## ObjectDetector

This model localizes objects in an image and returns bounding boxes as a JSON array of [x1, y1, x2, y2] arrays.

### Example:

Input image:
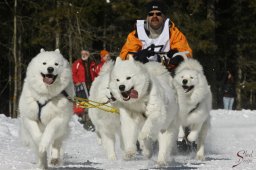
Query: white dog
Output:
[[19, 49, 74, 169], [109, 57, 179, 165], [173, 58, 212, 160], [88, 61, 123, 160]]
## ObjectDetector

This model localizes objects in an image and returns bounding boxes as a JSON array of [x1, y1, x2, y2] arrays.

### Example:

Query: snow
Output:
[[0, 110, 256, 170]]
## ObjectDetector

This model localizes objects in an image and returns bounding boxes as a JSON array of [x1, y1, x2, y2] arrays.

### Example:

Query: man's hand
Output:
[[134, 45, 155, 63], [167, 49, 179, 58], [166, 49, 185, 73]]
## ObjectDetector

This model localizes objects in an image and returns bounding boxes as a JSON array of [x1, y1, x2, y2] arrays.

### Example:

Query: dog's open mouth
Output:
[[121, 87, 138, 101], [182, 85, 194, 93], [41, 73, 58, 85]]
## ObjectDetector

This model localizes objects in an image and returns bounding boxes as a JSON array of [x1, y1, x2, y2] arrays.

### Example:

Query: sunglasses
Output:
[[148, 12, 162, 16]]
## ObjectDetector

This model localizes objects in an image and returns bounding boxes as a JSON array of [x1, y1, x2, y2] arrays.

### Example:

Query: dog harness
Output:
[[188, 103, 200, 115], [136, 18, 170, 61], [36, 90, 72, 122], [37, 101, 49, 122]]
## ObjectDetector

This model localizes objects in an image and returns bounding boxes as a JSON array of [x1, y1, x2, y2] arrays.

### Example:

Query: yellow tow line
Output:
[[74, 97, 119, 114]]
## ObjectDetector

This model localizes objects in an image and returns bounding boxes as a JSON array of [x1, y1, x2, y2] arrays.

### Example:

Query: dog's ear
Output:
[[115, 56, 122, 64], [40, 48, 45, 53], [55, 49, 60, 53], [127, 54, 134, 62]]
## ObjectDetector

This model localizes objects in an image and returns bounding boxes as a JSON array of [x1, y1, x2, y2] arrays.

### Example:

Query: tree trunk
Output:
[[12, 0, 18, 118], [75, 14, 83, 49], [55, 0, 60, 49], [207, 0, 217, 108], [236, 63, 242, 110], [68, 5, 73, 63]]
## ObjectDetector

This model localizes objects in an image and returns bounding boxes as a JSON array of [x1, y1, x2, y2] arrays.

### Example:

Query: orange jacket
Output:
[[119, 21, 192, 60]]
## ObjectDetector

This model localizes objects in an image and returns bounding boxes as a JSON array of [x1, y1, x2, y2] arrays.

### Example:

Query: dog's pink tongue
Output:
[[130, 89, 138, 98], [43, 77, 54, 84]]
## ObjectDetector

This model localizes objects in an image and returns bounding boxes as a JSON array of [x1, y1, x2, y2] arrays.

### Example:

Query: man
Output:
[[72, 50, 97, 92], [72, 50, 96, 131], [120, 0, 192, 71]]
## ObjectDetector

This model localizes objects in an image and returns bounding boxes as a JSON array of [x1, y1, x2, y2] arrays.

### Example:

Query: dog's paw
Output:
[[50, 158, 60, 165], [142, 148, 152, 159], [123, 150, 136, 160], [140, 139, 153, 159], [138, 131, 152, 141], [108, 154, 117, 161], [37, 158, 48, 170], [156, 160, 168, 167], [38, 142, 48, 154], [187, 131, 198, 142], [196, 154, 205, 161]]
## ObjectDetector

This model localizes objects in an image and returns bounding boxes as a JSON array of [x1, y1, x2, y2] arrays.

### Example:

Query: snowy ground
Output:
[[0, 109, 256, 170]]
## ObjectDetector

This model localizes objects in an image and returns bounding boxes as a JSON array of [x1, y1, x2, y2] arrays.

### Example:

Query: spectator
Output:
[[222, 70, 236, 110], [95, 50, 110, 75], [72, 50, 97, 131], [119, 0, 192, 71]]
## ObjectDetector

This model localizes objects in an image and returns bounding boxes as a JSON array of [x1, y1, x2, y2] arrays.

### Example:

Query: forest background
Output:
[[0, 0, 256, 118]]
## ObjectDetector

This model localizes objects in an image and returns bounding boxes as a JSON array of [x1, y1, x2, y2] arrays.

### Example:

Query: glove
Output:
[[166, 50, 184, 73], [167, 49, 179, 58], [169, 55, 184, 66], [134, 45, 155, 63]]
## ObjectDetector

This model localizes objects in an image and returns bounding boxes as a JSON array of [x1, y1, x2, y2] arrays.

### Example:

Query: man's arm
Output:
[[169, 22, 192, 57], [72, 61, 80, 85], [119, 30, 143, 60]]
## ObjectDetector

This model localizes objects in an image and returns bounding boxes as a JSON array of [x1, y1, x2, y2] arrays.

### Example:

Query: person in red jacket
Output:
[[95, 50, 110, 75], [72, 50, 96, 131]]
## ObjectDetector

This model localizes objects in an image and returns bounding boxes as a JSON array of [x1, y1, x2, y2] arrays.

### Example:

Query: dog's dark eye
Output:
[[116, 79, 119, 82], [43, 62, 46, 65], [55, 63, 59, 66], [190, 77, 193, 79], [126, 77, 131, 80]]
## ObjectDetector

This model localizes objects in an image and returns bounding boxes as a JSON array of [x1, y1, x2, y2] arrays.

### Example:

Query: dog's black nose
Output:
[[119, 85, 125, 91], [182, 79, 188, 85], [47, 67, 54, 73]]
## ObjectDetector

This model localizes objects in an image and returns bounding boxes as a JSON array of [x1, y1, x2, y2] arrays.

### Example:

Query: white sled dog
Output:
[[109, 57, 179, 165], [19, 49, 74, 169], [88, 61, 123, 160], [173, 57, 212, 160]]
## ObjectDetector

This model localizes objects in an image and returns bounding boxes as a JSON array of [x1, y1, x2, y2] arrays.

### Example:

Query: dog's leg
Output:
[[120, 109, 138, 160], [178, 126, 185, 139], [196, 119, 210, 160], [22, 118, 42, 145], [50, 138, 63, 166], [101, 132, 117, 160], [138, 109, 162, 142], [139, 137, 153, 159], [187, 122, 203, 142], [118, 129, 124, 151], [39, 117, 64, 154], [37, 150, 48, 170], [157, 118, 179, 166], [96, 131, 102, 145]]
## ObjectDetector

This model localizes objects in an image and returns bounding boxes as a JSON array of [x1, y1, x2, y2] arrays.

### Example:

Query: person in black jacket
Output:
[[222, 70, 236, 110]]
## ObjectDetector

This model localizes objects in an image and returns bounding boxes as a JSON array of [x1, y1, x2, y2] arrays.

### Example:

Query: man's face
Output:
[[147, 10, 165, 30], [81, 50, 89, 60]]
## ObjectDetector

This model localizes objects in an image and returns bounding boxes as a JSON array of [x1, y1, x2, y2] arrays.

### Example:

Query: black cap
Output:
[[145, 0, 167, 15]]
